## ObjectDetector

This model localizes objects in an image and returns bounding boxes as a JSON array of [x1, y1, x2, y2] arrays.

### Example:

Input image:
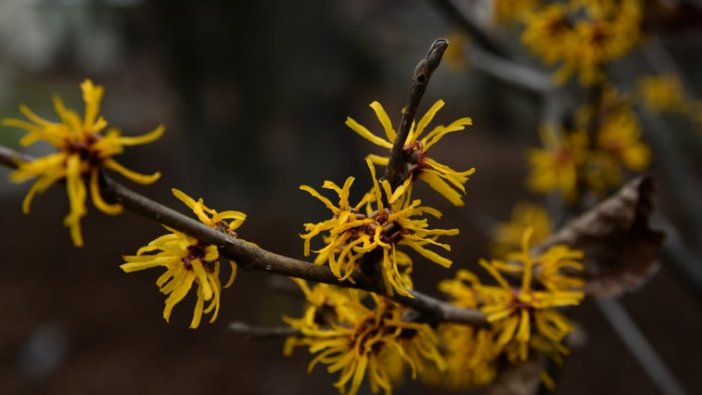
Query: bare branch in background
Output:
[[597, 299, 686, 395], [470, 46, 556, 95], [654, 214, 702, 301], [429, 0, 509, 58], [228, 322, 301, 340], [638, 110, 702, 246], [0, 145, 28, 168]]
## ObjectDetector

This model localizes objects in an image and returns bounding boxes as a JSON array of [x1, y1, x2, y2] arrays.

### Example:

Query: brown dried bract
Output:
[[487, 359, 541, 395], [538, 176, 665, 298]]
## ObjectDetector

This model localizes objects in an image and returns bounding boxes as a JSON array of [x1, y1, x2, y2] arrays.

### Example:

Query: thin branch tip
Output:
[[426, 38, 449, 71], [385, 38, 448, 188]]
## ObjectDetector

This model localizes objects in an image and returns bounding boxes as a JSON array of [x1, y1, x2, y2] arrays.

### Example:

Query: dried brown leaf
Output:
[[486, 359, 541, 395], [539, 177, 665, 298]]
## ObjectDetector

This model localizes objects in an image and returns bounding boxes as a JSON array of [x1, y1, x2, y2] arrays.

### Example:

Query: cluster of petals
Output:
[[284, 280, 444, 395], [521, 0, 643, 86], [121, 189, 245, 328], [300, 158, 458, 297], [441, 228, 584, 370], [3, 79, 163, 246], [527, 89, 650, 201], [346, 99, 475, 207]]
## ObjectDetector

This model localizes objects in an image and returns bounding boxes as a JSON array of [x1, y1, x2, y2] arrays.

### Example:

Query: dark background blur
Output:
[[0, 1, 700, 394]]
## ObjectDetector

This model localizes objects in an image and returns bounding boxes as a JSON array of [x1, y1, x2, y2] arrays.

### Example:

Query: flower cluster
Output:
[[346, 99, 475, 206], [437, 228, 584, 388], [3, 80, 163, 246], [291, 99, 478, 392], [1, 80, 253, 329], [121, 189, 246, 328], [422, 271, 497, 389], [0, 45, 613, 393], [284, 280, 445, 395], [300, 158, 459, 297], [521, 0, 643, 85], [298, 99, 473, 299], [636, 74, 702, 128], [527, 125, 589, 202], [636, 74, 689, 113], [527, 88, 650, 201]]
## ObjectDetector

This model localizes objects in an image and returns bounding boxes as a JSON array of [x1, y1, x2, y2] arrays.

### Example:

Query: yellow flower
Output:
[[346, 100, 475, 206], [428, 271, 497, 389], [565, 1, 642, 85], [493, 0, 541, 24], [474, 228, 584, 362], [3, 79, 164, 246], [564, 19, 638, 85], [575, 88, 651, 193], [534, 245, 584, 293], [435, 230, 583, 387], [636, 74, 689, 113], [120, 188, 245, 328], [523, 1, 642, 85], [595, 109, 649, 170], [526, 125, 588, 201], [300, 159, 459, 297], [492, 202, 552, 258], [422, 324, 497, 389], [521, 3, 575, 65], [284, 282, 444, 395], [171, 188, 246, 235], [443, 33, 469, 71]]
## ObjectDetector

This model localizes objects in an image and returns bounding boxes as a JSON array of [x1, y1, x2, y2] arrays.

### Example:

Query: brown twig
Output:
[[430, 0, 509, 58], [0, 145, 29, 168], [228, 322, 301, 340], [470, 45, 556, 94], [0, 145, 489, 327], [385, 38, 448, 188]]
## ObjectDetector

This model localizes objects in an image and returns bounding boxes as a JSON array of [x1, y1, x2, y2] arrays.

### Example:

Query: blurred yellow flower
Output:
[[3, 79, 163, 246], [637, 74, 689, 113], [300, 158, 458, 297], [429, 270, 497, 389], [576, 88, 651, 194], [346, 100, 475, 206], [423, 324, 497, 389], [598, 114, 649, 170], [526, 126, 588, 202], [563, 14, 641, 85], [521, 4, 575, 66], [284, 281, 444, 395], [443, 33, 469, 71], [492, 202, 552, 258], [534, 244, 585, 293], [120, 189, 245, 328], [493, 0, 540, 24], [522, 1, 642, 85]]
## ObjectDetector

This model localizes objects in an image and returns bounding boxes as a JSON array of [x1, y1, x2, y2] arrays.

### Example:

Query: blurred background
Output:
[[0, 0, 701, 394]]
